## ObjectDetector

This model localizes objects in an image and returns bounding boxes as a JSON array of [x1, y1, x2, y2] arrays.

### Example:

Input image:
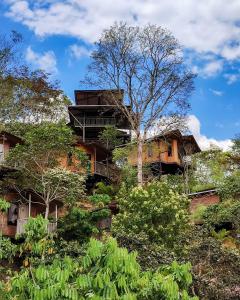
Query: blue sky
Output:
[[1, 0, 240, 150]]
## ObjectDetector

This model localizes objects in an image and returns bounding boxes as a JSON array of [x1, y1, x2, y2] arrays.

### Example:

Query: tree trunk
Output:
[[45, 203, 49, 219], [137, 137, 143, 186]]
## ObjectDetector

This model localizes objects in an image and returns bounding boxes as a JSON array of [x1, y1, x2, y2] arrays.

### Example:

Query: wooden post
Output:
[[28, 193, 31, 218], [55, 205, 58, 222]]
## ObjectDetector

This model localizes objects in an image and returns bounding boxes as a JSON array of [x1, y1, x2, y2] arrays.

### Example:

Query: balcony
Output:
[[74, 117, 116, 128], [94, 161, 118, 181], [16, 218, 57, 235]]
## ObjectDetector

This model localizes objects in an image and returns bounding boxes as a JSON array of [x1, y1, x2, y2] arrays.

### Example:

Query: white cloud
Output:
[[26, 46, 58, 74], [69, 44, 91, 59], [187, 115, 233, 151], [4, 0, 240, 61], [209, 89, 223, 96], [224, 73, 240, 84], [201, 60, 223, 77], [221, 45, 240, 60]]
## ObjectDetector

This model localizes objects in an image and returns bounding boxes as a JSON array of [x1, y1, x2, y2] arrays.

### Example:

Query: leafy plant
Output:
[[211, 229, 230, 241], [0, 198, 10, 212], [0, 233, 18, 261], [88, 193, 111, 206], [57, 207, 110, 242], [0, 237, 197, 300]]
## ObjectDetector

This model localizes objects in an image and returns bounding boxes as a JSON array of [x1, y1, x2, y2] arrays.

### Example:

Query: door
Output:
[[18, 204, 28, 220]]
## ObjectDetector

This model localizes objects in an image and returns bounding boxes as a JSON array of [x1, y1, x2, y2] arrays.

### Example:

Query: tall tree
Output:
[[4, 122, 86, 218], [0, 31, 69, 124], [83, 23, 195, 185]]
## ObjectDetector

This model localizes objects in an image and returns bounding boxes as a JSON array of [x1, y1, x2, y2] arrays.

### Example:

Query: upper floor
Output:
[[128, 130, 201, 175], [68, 90, 131, 142]]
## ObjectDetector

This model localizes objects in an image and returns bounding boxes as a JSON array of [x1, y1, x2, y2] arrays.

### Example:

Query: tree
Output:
[[0, 31, 69, 124], [0, 67, 70, 124], [4, 122, 86, 218], [83, 23, 195, 185]]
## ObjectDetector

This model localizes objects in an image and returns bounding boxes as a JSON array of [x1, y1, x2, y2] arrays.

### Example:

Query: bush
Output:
[[219, 171, 240, 200], [0, 233, 18, 261], [88, 193, 111, 206], [203, 200, 240, 230], [0, 237, 197, 300], [113, 181, 190, 250], [57, 207, 110, 242]]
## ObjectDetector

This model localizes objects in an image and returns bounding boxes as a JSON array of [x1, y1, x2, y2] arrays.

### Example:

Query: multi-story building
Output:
[[128, 129, 201, 177]]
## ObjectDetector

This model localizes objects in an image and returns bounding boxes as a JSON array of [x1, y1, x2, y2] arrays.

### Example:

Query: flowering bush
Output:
[[112, 181, 190, 250]]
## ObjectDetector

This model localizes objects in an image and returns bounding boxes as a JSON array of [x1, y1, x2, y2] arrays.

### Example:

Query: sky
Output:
[[0, 0, 240, 151]]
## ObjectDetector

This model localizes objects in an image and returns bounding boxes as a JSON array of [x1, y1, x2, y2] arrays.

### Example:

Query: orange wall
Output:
[[59, 143, 96, 174], [128, 139, 181, 165]]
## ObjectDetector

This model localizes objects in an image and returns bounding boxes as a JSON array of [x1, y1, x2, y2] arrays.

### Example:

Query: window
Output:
[[0, 144, 3, 162], [147, 144, 153, 157], [168, 143, 172, 157]]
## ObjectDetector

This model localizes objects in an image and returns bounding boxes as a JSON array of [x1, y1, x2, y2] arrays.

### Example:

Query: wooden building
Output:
[[128, 130, 201, 177], [68, 89, 131, 185]]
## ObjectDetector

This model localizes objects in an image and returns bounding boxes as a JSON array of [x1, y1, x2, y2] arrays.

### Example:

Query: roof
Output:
[[188, 188, 218, 197], [0, 131, 23, 145], [74, 89, 124, 105]]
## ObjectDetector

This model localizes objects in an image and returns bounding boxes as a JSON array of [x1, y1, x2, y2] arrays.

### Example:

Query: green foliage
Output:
[[94, 181, 117, 197], [18, 215, 55, 262], [0, 198, 10, 212], [22, 215, 49, 242], [4, 123, 86, 218], [203, 200, 240, 230], [190, 205, 207, 223], [211, 229, 230, 241], [113, 181, 190, 250], [219, 171, 240, 200], [0, 237, 197, 300], [6, 122, 76, 170], [0, 233, 18, 261], [99, 125, 122, 149], [57, 207, 110, 242], [89, 193, 111, 206], [189, 149, 235, 191]]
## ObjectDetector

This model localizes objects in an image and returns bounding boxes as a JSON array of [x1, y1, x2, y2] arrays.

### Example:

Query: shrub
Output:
[[203, 200, 240, 230], [0, 198, 10, 212], [112, 181, 190, 250], [0, 233, 18, 261], [57, 207, 110, 242], [0, 237, 197, 300]]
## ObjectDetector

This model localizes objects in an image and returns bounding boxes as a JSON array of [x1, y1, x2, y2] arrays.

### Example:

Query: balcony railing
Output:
[[74, 117, 116, 127], [94, 161, 118, 180], [16, 218, 57, 235]]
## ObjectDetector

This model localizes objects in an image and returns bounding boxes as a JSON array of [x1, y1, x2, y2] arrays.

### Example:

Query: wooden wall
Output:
[[128, 139, 181, 166]]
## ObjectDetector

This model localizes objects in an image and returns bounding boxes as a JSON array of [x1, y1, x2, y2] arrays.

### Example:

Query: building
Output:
[[128, 129, 201, 177], [68, 89, 131, 185]]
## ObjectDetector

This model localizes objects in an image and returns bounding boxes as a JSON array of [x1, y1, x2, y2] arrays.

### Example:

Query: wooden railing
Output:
[[16, 218, 57, 235], [94, 161, 118, 180], [74, 117, 116, 127]]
